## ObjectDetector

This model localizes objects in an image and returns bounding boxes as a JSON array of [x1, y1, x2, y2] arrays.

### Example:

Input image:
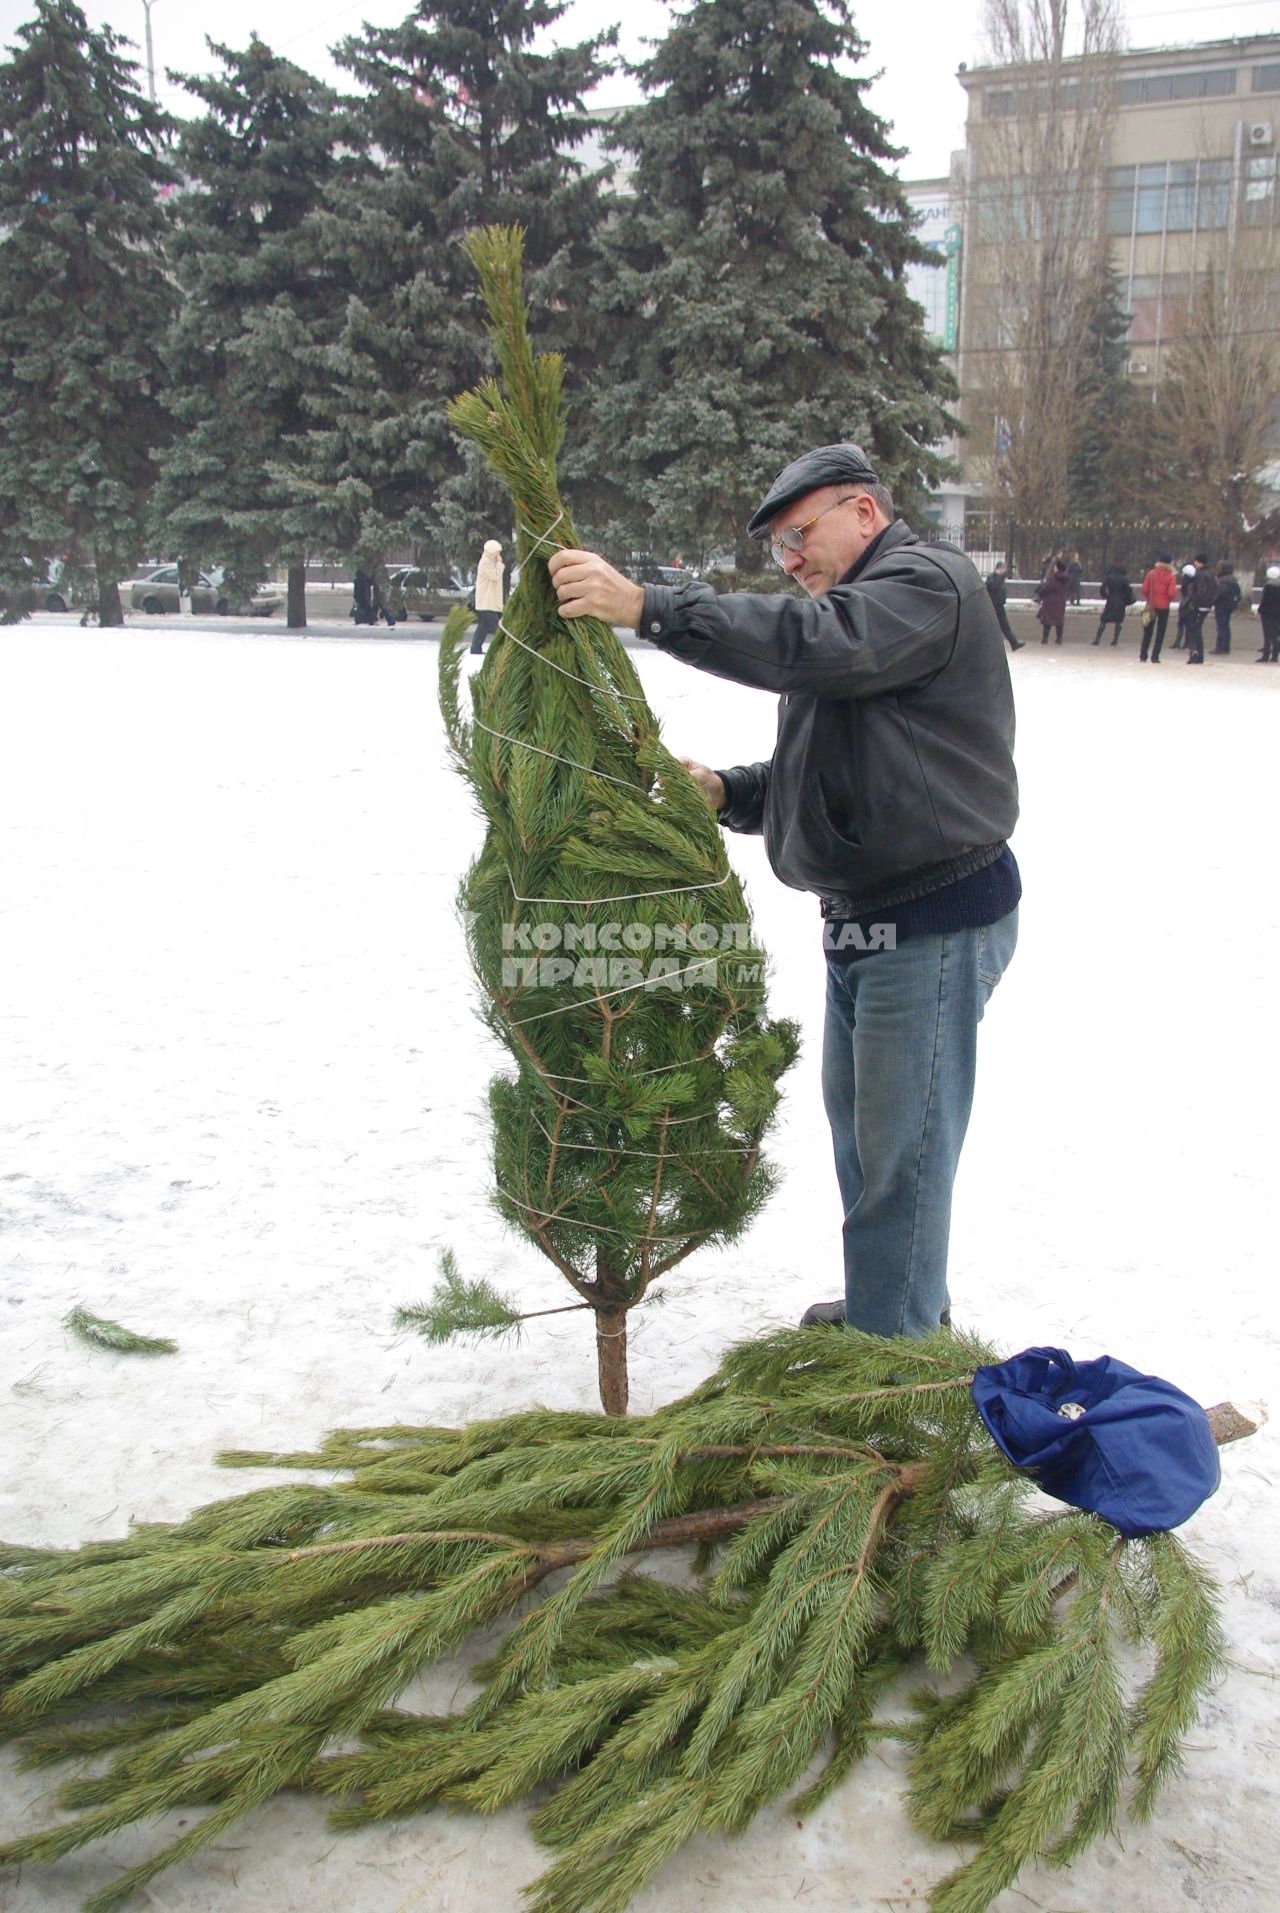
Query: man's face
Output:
[[769, 486, 886, 598]]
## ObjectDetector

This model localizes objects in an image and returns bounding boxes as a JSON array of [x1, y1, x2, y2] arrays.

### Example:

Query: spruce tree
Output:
[[577, 0, 956, 571], [0, 0, 177, 625], [0, 1327, 1249, 1913], [1066, 261, 1143, 524], [436, 227, 798, 1415], [151, 40, 346, 629], [284, 0, 614, 579]]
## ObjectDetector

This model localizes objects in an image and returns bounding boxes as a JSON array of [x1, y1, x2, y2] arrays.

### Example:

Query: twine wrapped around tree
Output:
[[0, 1327, 1251, 1913], [435, 226, 798, 1413]]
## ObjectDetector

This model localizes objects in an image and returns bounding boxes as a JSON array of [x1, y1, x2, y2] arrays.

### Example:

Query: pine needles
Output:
[[394, 1248, 522, 1343], [437, 226, 799, 1412], [63, 1306, 177, 1356], [0, 1326, 1233, 1912]]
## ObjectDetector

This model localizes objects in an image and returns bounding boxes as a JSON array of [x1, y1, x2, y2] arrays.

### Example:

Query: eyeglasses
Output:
[[769, 496, 856, 569]]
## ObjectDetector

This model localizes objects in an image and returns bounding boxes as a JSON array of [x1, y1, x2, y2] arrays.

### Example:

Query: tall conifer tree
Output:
[[153, 41, 346, 629], [0, 0, 176, 625], [1066, 261, 1143, 524], [579, 0, 955, 570], [286, 0, 614, 577]]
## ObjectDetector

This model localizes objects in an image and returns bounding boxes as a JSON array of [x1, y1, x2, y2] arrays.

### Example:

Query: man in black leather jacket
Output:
[[549, 442, 1019, 1340]]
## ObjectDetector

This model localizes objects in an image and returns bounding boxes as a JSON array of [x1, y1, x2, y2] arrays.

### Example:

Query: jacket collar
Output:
[[839, 516, 912, 587]]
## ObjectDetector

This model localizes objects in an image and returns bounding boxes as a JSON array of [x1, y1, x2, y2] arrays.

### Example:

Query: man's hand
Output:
[[678, 756, 726, 811], [548, 549, 645, 629]]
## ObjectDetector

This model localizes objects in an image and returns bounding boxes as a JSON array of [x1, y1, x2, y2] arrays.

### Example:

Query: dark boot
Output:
[[799, 1299, 846, 1329]]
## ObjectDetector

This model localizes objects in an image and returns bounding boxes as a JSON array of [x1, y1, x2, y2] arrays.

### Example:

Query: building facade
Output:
[[950, 32, 1280, 505], [902, 180, 967, 537]]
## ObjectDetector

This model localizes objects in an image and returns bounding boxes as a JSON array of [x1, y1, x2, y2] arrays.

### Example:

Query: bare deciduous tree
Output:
[[1153, 226, 1280, 554], [961, 0, 1124, 524]]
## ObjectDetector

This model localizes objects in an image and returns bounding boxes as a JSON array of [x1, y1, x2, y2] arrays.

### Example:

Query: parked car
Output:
[[12, 558, 82, 613], [625, 556, 700, 587], [123, 565, 283, 616], [383, 566, 474, 621]]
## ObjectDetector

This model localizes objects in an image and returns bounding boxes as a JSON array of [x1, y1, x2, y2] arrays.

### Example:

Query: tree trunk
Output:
[[286, 562, 307, 630], [595, 1307, 629, 1416], [98, 577, 124, 627]]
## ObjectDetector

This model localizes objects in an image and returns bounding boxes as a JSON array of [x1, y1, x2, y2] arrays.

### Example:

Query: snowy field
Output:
[[2, 615, 1278, 1912]]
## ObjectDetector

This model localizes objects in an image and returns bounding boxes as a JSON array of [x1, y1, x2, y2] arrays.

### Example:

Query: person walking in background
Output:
[[985, 562, 1025, 651], [1067, 550, 1084, 607], [1183, 555, 1216, 666], [469, 539, 505, 654], [1139, 553, 1179, 663], [1036, 557, 1070, 644], [1256, 565, 1280, 663], [1171, 561, 1196, 649], [1092, 564, 1134, 646], [1212, 561, 1242, 654], [352, 567, 396, 629]]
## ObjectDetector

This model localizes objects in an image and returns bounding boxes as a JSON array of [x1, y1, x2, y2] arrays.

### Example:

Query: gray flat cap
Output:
[[746, 442, 880, 538]]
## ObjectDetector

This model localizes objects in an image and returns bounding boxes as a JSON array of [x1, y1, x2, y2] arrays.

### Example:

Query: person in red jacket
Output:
[[1139, 553, 1179, 663]]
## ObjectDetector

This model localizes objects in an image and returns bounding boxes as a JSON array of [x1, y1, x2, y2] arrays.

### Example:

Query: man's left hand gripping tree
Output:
[[431, 226, 799, 1414]]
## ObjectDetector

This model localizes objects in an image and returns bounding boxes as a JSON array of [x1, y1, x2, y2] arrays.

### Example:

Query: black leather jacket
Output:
[[638, 520, 1018, 910]]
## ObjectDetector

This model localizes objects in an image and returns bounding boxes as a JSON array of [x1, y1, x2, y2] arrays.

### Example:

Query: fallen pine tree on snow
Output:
[[0, 1325, 1258, 1912]]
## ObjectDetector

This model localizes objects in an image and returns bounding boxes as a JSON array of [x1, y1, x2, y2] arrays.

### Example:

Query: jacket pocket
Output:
[[815, 768, 863, 848]]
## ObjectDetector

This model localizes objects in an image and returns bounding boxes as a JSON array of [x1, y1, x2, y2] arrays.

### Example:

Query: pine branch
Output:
[[393, 1249, 522, 1344], [63, 1307, 177, 1356], [0, 1329, 1256, 1913]]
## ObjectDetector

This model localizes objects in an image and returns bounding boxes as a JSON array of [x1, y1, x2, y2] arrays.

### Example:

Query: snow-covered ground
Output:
[[2, 616, 1278, 1912]]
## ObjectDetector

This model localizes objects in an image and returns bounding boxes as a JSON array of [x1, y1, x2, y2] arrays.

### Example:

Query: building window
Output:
[[1118, 68, 1236, 105], [1107, 166, 1135, 235], [1165, 162, 1196, 232], [1196, 159, 1231, 230], [1252, 64, 1280, 92], [1134, 163, 1167, 234], [1245, 154, 1278, 226], [1106, 156, 1240, 238]]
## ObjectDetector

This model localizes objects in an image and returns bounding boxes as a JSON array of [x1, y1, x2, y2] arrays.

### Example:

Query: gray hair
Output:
[[837, 480, 895, 521]]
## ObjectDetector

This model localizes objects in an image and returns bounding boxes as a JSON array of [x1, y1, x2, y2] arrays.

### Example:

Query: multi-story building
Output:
[[902, 181, 967, 538], [949, 31, 1280, 505]]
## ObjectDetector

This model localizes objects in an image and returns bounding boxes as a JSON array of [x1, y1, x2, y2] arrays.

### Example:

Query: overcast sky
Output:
[[2, 0, 1274, 179]]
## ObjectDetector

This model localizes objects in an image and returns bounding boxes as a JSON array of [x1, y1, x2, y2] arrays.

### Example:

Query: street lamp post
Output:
[[141, 0, 159, 105]]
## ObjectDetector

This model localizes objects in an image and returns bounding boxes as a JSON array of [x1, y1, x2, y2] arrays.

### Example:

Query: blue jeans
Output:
[[820, 911, 1018, 1338]]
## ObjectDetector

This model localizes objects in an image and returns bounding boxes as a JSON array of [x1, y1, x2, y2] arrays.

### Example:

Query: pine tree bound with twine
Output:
[[0, 1327, 1252, 1912], [432, 226, 799, 1414]]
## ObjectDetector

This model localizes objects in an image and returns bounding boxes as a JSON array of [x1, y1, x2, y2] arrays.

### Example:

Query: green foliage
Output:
[[574, 0, 957, 567], [150, 39, 346, 615], [281, 0, 615, 577], [0, 1328, 1226, 1912], [440, 228, 799, 1407], [1066, 261, 1146, 522], [62, 1306, 177, 1356], [0, 0, 178, 623], [394, 1247, 521, 1343]]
